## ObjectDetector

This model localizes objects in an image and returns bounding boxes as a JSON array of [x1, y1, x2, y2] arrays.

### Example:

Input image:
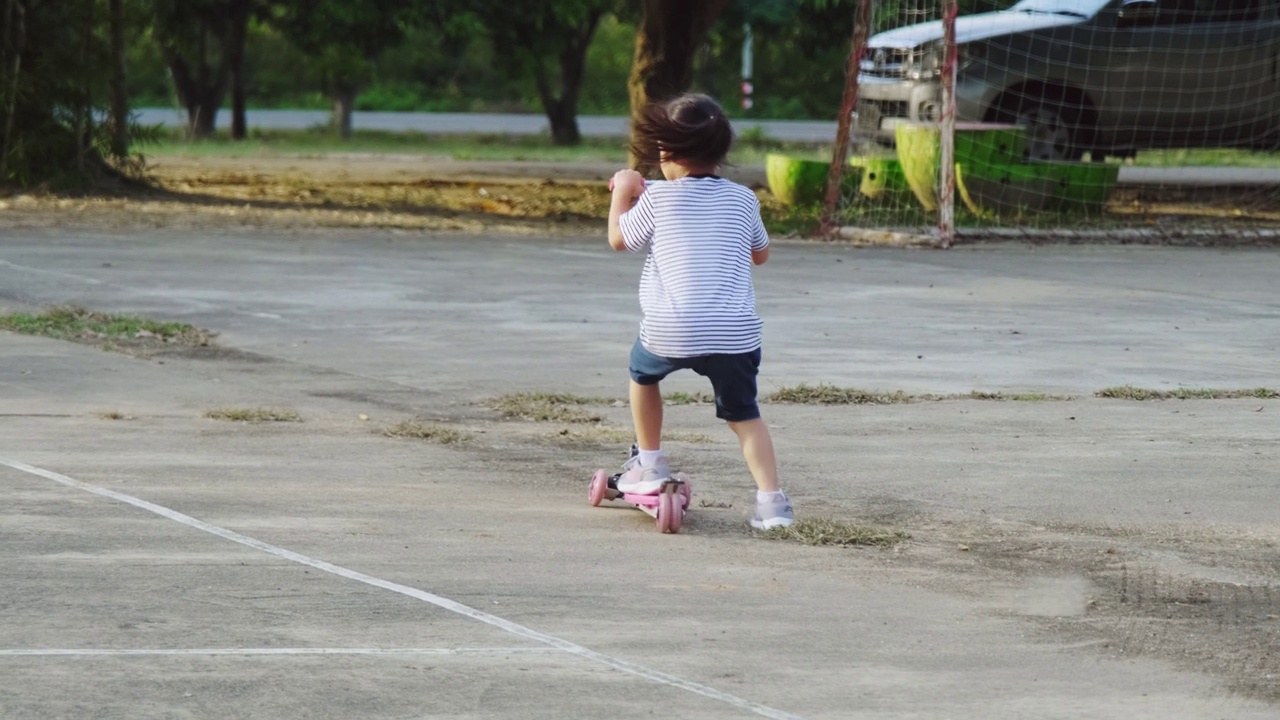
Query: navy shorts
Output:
[[629, 338, 762, 422]]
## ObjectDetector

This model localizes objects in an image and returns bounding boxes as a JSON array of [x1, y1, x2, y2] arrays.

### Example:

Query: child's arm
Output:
[[608, 170, 646, 251], [752, 247, 769, 265]]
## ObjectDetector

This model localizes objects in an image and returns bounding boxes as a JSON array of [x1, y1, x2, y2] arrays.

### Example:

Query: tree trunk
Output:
[[230, 71, 246, 140], [167, 54, 222, 140], [546, 100, 581, 146], [107, 0, 128, 158], [160, 16, 233, 141], [75, 0, 93, 175], [189, 95, 219, 138], [228, 0, 249, 140], [627, 0, 729, 173], [1, 0, 25, 179], [330, 87, 357, 139], [531, 13, 600, 147]]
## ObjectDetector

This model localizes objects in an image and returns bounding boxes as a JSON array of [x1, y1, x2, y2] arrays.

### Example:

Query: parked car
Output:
[[854, 0, 1280, 160]]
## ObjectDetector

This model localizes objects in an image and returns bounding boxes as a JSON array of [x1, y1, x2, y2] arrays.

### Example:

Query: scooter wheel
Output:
[[656, 491, 672, 533], [588, 470, 608, 507], [657, 489, 682, 534]]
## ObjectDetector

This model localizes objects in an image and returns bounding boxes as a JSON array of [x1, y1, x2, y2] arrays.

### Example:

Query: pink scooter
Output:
[[589, 469, 692, 534]]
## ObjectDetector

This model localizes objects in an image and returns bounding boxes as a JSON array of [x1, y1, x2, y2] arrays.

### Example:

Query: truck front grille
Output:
[[860, 47, 917, 78]]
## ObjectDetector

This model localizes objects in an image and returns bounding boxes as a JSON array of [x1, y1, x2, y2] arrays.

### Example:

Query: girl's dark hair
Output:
[[630, 94, 734, 170]]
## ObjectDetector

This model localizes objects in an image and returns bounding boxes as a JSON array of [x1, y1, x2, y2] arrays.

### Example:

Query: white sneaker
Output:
[[616, 457, 671, 495], [750, 492, 795, 530]]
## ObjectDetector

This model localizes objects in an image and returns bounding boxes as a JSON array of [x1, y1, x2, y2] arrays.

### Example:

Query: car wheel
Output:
[[993, 95, 1086, 162]]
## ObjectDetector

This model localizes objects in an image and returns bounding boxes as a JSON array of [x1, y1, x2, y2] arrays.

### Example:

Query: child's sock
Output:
[[757, 490, 786, 503], [638, 448, 664, 467]]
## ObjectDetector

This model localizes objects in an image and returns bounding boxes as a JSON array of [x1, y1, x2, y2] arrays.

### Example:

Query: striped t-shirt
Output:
[[618, 176, 769, 358]]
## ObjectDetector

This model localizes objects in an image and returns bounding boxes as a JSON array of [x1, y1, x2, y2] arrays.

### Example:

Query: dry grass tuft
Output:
[[488, 392, 608, 423], [768, 384, 1076, 405], [204, 407, 302, 423], [768, 384, 914, 405], [665, 391, 715, 405], [762, 518, 909, 548], [1097, 386, 1279, 400], [550, 426, 713, 445], [956, 391, 1073, 402], [382, 420, 471, 444]]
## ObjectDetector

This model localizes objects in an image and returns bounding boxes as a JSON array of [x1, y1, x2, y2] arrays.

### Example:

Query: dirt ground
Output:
[[1, 153, 1275, 246], [4, 154, 1280, 244], [2, 155, 1279, 716], [0, 155, 625, 236]]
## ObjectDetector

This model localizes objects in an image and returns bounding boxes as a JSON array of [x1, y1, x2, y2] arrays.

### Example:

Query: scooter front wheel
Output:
[[588, 470, 608, 506]]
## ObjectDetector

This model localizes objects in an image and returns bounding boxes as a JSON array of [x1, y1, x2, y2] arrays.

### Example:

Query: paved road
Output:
[[1, 227, 1278, 719]]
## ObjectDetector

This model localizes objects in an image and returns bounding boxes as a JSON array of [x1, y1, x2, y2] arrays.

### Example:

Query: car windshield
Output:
[[1007, 0, 1111, 18]]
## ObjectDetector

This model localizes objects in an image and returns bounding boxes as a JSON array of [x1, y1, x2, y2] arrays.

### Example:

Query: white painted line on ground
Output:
[[0, 259, 103, 285], [548, 248, 607, 259], [230, 309, 285, 320], [0, 456, 807, 720], [0, 647, 556, 657]]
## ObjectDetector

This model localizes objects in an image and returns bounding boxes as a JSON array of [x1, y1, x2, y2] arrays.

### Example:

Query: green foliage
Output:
[[269, 0, 411, 93], [114, 0, 1029, 139], [452, 0, 618, 144], [148, 0, 257, 137], [578, 14, 634, 115], [693, 0, 858, 120], [0, 0, 143, 189]]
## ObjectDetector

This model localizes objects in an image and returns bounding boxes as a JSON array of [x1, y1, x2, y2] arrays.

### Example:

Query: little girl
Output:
[[606, 93, 794, 530]]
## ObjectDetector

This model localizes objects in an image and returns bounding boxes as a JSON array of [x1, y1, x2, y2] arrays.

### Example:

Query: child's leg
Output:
[[727, 417, 779, 493], [618, 379, 671, 493], [629, 379, 664, 453]]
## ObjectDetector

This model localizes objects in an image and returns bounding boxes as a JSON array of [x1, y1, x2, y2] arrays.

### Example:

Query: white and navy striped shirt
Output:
[[618, 176, 769, 358]]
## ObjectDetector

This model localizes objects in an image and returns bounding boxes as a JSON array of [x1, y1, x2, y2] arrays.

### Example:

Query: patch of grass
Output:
[[488, 393, 608, 423], [551, 426, 635, 445], [383, 420, 470, 444], [148, 129, 629, 163], [834, 198, 938, 228], [665, 391, 714, 405], [96, 410, 133, 420], [768, 384, 1076, 405], [762, 518, 909, 548], [204, 407, 302, 423], [0, 305, 208, 345], [768, 384, 914, 405], [1096, 386, 1280, 400], [668, 430, 714, 443], [1135, 148, 1280, 169], [956, 391, 1074, 402], [550, 426, 713, 445], [759, 197, 824, 236], [146, 127, 831, 166]]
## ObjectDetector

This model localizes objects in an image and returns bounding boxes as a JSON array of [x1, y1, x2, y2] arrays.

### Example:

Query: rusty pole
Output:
[[938, 0, 959, 247], [819, 0, 874, 237]]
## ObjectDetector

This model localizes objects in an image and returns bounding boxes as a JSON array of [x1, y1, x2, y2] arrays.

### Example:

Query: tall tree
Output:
[[465, 1, 614, 146], [627, 0, 730, 172], [694, 0, 859, 120], [226, 1, 251, 139], [1, 0, 127, 188], [107, 0, 130, 156], [271, 0, 410, 138], [150, 0, 252, 138]]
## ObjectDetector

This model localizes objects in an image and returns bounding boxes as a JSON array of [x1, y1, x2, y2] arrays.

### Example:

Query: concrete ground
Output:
[[1, 225, 1278, 719]]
